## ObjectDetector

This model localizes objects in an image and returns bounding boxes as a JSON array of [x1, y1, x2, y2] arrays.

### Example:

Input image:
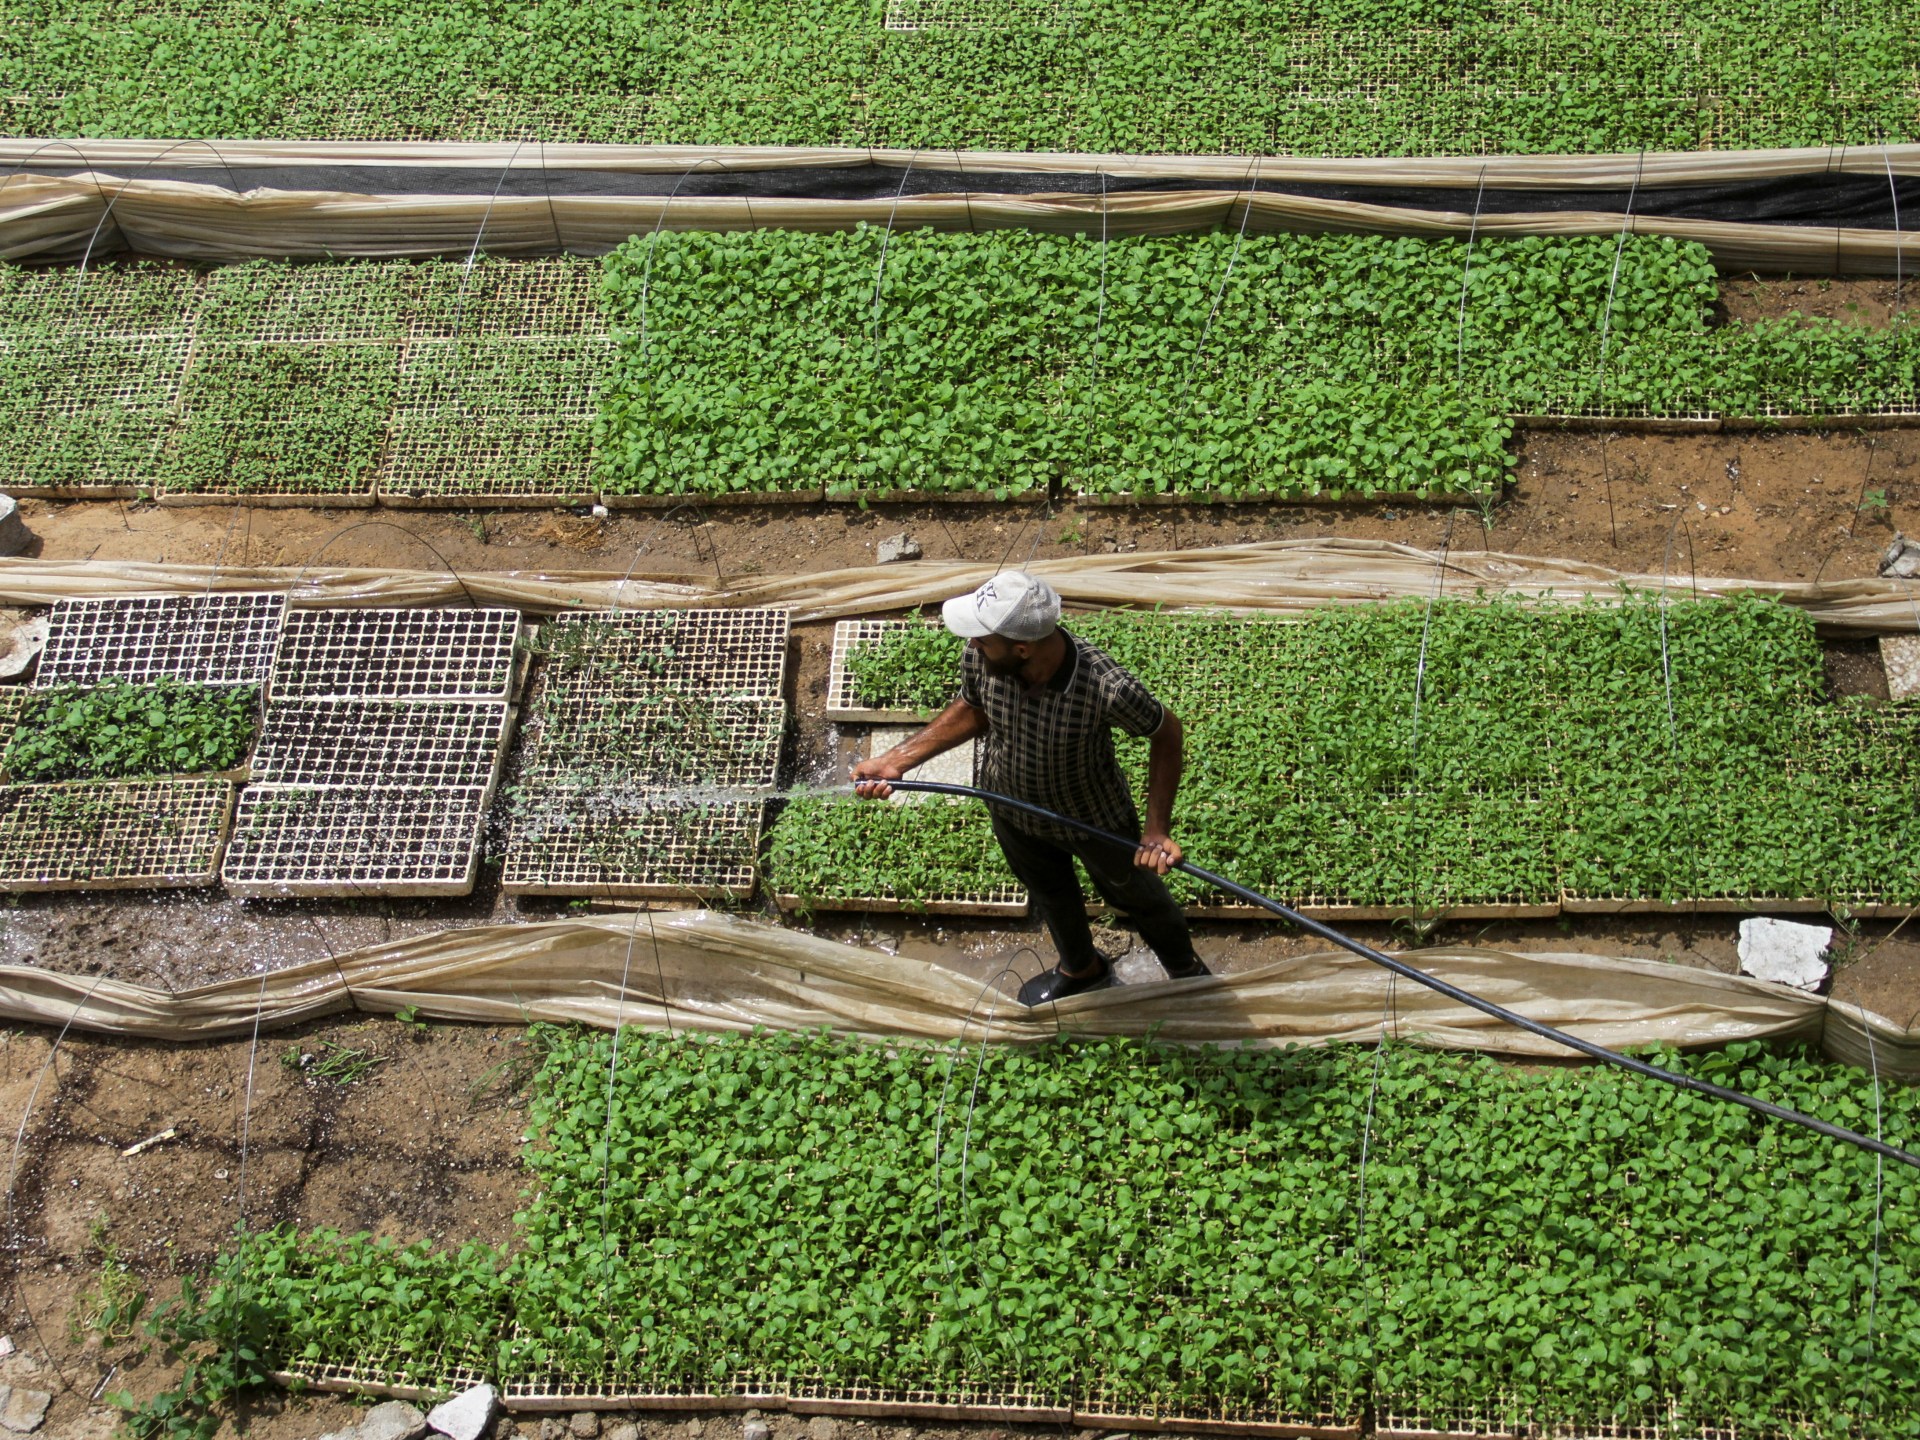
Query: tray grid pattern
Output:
[[536, 610, 791, 701], [826, 619, 946, 721], [502, 797, 763, 899], [270, 608, 521, 700], [222, 783, 490, 897], [36, 593, 288, 687], [0, 779, 234, 891], [250, 698, 509, 787], [518, 694, 785, 797]]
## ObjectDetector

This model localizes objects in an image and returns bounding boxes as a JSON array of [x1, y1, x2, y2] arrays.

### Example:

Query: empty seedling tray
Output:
[[534, 609, 791, 701], [270, 607, 523, 700], [0, 779, 235, 892], [502, 798, 764, 900], [36, 592, 288, 688], [826, 619, 945, 722], [249, 698, 511, 789], [222, 783, 492, 898]]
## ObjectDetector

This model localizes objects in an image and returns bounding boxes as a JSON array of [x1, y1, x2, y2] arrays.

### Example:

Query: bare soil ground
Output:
[[3, 376, 1918, 1439]]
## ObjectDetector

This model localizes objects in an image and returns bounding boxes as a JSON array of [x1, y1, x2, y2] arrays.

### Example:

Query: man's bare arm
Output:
[[850, 696, 990, 798], [1137, 709, 1185, 873]]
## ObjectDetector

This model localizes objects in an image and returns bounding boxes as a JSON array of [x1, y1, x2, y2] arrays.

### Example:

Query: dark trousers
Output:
[[992, 813, 1197, 975]]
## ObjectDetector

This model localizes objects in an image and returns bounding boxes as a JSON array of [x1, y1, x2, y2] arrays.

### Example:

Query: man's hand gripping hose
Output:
[[881, 778, 1920, 1172]]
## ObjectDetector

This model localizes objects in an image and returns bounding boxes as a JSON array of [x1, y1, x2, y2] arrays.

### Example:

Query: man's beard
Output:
[[980, 651, 1026, 677]]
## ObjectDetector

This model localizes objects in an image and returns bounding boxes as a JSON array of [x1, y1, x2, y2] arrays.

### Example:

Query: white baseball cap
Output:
[[942, 571, 1062, 642]]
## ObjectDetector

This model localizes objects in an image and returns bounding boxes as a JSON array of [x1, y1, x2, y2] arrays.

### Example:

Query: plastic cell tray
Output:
[[826, 619, 947, 722], [501, 798, 764, 900], [270, 607, 522, 701], [35, 592, 288, 688], [249, 698, 511, 788], [518, 694, 786, 795], [222, 783, 492, 898], [534, 609, 791, 701], [0, 779, 235, 892]]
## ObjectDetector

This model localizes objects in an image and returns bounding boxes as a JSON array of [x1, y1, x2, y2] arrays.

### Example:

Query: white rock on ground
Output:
[[0, 496, 27, 558], [875, 532, 922, 564], [605, 1424, 640, 1440], [0, 1385, 52, 1434], [357, 1401, 429, 1440], [569, 1414, 600, 1439], [1737, 917, 1832, 991], [1880, 533, 1920, 579], [741, 1422, 771, 1440], [427, 1385, 498, 1440]]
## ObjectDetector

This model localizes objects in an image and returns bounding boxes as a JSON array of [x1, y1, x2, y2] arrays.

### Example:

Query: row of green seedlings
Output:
[[597, 229, 1915, 502], [9, 232, 1918, 504], [120, 1027, 1919, 1440], [7, 0, 1917, 154], [0, 258, 601, 499], [762, 593, 1920, 914]]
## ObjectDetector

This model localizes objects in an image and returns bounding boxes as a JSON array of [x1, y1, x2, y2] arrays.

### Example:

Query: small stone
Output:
[[427, 1384, 497, 1440], [590, 504, 611, 520], [875, 532, 922, 564], [1737, 917, 1832, 992], [0, 496, 28, 558], [806, 1419, 838, 1440], [606, 1424, 640, 1440], [0, 1338, 11, 1358], [360, 1401, 429, 1440], [1880, 533, 1920, 579], [0, 1385, 51, 1434], [569, 1415, 600, 1439], [742, 1423, 771, 1440], [541, 1421, 568, 1440]]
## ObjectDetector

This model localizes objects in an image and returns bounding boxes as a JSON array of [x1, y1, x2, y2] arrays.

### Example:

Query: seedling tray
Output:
[[222, 783, 491, 898], [773, 885, 1028, 919], [600, 489, 823, 510], [827, 620, 944, 722], [270, 607, 523, 701], [1076, 1381, 1360, 1437], [0, 689, 22, 770], [825, 485, 1047, 505], [36, 592, 287, 688], [502, 798, 763, 900], [1559, 892, 1830, 916], [0, 334, 192, 497], [408, 258, 606, 341], [195, 262, 414, 345], [519, 694, 785, 794], [1076, 486, 1442, 508], [0, 261, 198, 339], [1373, 1392, 1527, 1439], [0, 779, 235, 892], [535, 609, 791, 701], [250, 698, 511, 788]]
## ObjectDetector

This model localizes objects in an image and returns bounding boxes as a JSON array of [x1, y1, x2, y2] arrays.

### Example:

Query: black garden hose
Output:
[[884, 778, 1920, 1173]]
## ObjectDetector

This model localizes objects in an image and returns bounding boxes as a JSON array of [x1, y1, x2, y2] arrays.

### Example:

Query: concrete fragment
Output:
[[806, 1418, 838, 1440], [427, 1384, 497, 1440], [569, 1415, 600, 1439], [1737, 917, 1832, 992], [0, 1337, 11, 1358], [1880, 533, 1920, 579], [540, 1421, 567, 1440], [0, 497, 28, 558], [360, 1401, 429, 1440], [875, 532, 922, 564], [0, 1384, 51, 1434], [606, 1424, 641, 1440], [0, 614, 45, 681], [741, 1423, 770, 1440], [1882, 634, 1920, 703]]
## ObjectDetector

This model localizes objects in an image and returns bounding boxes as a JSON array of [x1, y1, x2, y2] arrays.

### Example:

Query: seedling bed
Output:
[[36, 592, 287, 688], [408, 259, 606, 341], [0, 334, 191, 496], [501, 798, 762, 899], [249, 699, 510, 788], [827, 620, 944, 722], [271, 607, 522, 701], [535, 609, 791, 701], [1076, 1381, 1360, 1437], [600, 488, 824, 510], [377, 424, 598, 507], [0, 779, 234, 891], [772, 887, 1028, 918], [0, 261, 198, 338], [519, 694, 785, 795], [222, 783, 491, 897], [195, 262, 414, 345]]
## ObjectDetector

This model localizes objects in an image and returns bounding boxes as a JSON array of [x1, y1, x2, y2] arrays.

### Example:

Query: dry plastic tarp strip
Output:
[[0, 907, 1880, 1063], [1, 542, 1917, 631], [3, 181, 1908, 276]]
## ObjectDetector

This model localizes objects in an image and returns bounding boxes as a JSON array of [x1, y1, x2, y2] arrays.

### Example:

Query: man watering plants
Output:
[[851, 571, 1208, 1006]]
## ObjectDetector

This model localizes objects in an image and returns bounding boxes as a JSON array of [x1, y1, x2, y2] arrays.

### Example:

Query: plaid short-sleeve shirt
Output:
[[960, 627, 1166, 845]]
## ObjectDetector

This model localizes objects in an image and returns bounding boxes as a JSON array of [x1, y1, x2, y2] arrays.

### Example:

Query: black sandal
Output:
[[1018, 960, 1113, 1006]]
